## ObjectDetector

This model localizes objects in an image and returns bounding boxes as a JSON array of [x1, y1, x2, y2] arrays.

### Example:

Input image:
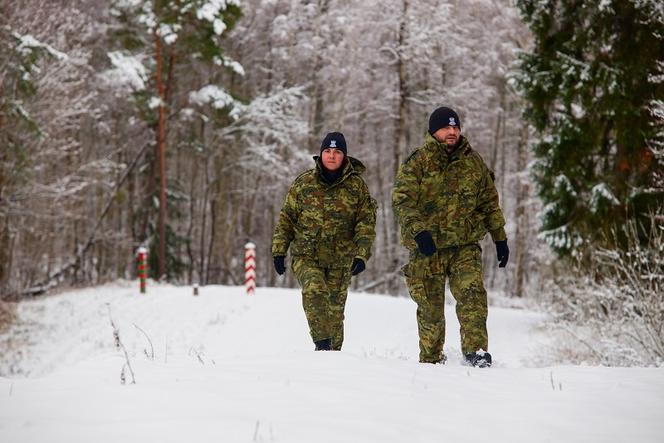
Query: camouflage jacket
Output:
[[272, 156, 377, 268], [392, 133, 506, 255]]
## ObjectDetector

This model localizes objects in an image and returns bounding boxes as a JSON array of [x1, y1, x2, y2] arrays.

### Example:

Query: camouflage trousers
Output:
[[403, 244, 488, 363], [292, 258, 352, 350]]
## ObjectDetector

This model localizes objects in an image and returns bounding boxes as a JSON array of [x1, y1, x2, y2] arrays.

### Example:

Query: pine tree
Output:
[[109, 0, 242, 279], [516, 0, 664, 256], [0, 25, 67, 294]]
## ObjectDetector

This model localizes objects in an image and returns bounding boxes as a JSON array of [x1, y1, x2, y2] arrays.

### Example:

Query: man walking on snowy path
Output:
[[272, 132, 377, 351], [392, 107, 509, 367]]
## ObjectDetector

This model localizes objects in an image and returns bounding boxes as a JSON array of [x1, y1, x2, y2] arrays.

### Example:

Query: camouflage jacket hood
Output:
[[271, 155, 377, 268], [392, 132, 506, 255]]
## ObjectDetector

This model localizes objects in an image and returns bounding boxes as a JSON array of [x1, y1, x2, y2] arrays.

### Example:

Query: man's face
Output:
[[321, 148, 345, 171], [433, 126, 461, 148]]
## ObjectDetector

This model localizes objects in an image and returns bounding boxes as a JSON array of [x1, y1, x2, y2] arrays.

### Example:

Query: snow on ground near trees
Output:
[[1, 282, 663, 443]]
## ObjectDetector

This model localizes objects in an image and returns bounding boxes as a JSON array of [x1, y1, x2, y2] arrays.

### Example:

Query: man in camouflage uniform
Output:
[[272, 132, 377, 351], [392, 107, 509, 367]]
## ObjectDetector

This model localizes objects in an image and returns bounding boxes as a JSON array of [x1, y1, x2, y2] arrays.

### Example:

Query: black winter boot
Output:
[[465, 350, 492, 368], [314, 338, 332, 351]]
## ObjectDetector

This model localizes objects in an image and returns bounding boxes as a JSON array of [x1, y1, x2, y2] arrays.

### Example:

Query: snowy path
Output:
[[1, 282, 663, 442]]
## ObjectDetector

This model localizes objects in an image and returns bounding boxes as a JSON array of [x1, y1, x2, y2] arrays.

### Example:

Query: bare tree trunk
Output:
[[155, 34, 168, 280], [394, 0, 409, 177], [374, 136, 389, 293], [514, 123, 529, 297], [0, 219, 11, 297], [386, 0, 411, 295], [267, 203, 277, 287], [206, 153, 224, 284], [206, 197, 216, 284], [199, 183, 209, 284], [308, 0, 330, 147], [489, 113, 501, 171], [498, 101, 508, 294], [186, 144, 198, 285]]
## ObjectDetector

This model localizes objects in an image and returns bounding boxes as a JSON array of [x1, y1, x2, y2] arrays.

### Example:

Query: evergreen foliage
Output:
[[515, 0, 664, 256], [0, 26, 67, 290], [0, 28, 57, 198], [109, 0, 242, 280]]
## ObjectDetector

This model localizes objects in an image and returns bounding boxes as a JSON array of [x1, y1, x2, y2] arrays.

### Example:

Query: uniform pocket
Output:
[[463, 212, 486, 243], [291, 227, 320, 257], [405, 276, 427, 305], [399, 225, 418, 252], [402, 254, 441, 278], [333, 238, 355, 267]]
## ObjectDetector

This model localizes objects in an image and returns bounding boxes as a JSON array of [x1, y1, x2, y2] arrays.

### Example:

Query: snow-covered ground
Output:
[[1, 281, 663, 442]]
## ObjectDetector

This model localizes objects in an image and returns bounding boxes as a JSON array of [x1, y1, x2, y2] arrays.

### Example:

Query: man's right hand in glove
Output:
[[495, 240, 509, 268], [273, 255, 286, 275], [414, 231, 436, 257]]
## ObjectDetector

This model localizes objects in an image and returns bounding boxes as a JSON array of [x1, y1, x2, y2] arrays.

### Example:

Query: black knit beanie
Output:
[[428, 107, 461, 135], [320, 132, 347, 155]]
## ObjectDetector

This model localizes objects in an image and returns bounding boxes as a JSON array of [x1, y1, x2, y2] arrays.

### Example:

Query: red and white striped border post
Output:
[[244, 242, 256, 295], [137, 247, 148, 294]]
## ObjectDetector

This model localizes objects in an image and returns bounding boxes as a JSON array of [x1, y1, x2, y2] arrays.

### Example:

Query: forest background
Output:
[[1, 0, 662, 363]]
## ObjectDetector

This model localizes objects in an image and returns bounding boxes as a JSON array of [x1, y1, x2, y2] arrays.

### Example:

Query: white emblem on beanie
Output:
[[449, 117, 457, 126], [330, 140, 337, 148]]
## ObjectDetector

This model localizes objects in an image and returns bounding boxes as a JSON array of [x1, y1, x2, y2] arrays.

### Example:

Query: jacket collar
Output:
[[312, 155, 366, 186], [424, 132, 471, 161]]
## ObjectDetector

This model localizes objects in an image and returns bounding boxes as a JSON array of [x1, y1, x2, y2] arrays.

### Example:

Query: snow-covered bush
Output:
[[541, 213, 664, 366]]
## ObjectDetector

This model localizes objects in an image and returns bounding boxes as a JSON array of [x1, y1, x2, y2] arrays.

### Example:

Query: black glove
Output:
[[495, 240, 509, 268], [414, 231, 436, 256], [273, 255, 286, 275], [351, 258, 365, 276]]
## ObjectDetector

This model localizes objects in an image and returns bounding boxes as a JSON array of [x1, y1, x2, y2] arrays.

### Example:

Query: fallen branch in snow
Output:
[[107, 304, 136, 384], [549, 371, 563, 391], [356, 267, 402, 292], [133, 323, 154, 360], [188, 347, 206, 365]]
